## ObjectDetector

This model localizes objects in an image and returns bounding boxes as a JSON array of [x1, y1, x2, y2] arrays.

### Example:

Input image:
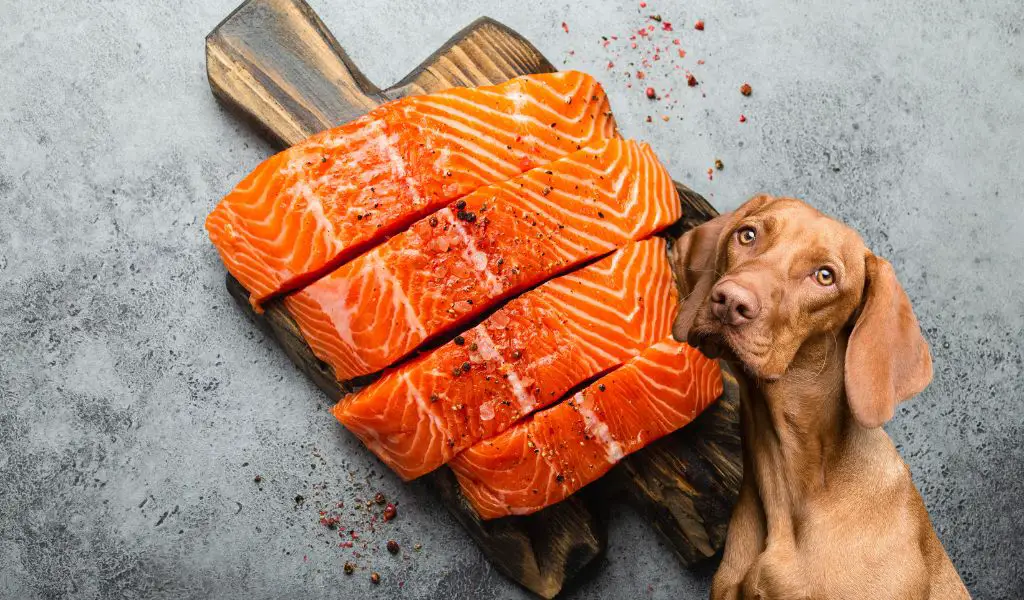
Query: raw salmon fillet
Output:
[[206, 71, 617, 305], [285, 138, 680, 381], [449, 338, 722, 519], [332, 238, 678, 480]]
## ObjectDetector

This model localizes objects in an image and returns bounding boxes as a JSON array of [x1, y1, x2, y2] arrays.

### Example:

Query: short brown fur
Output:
[[672, 195, 970, 599]]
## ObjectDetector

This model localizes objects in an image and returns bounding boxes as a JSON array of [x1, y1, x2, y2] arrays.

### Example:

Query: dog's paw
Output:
[[710, 571, 744, 600]]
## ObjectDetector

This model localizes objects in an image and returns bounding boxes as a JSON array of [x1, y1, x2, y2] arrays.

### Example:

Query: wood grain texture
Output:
[[383, 18, 556, 100], [207, 0, 740, 595]]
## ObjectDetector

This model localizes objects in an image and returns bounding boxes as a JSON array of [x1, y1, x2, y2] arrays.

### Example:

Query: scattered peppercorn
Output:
[[387, 540, 400, 554], [383, 503, 397, 521], [294, 494, 304, 505], [374, 492, 386, 505], [454, 335, 465, 346], [687, 73, 698, 87], [461, 361, 471, 372], [715, 159, 724, 171], [428, 216, 438, 227], [556, 474, 565, 483], [455, 200, 466, 210], [344, 562, 355, 575], [370, 572, 381, 585], [469, 343, 478, 351], [253, 475, 262, 484], [599, 384, 607, 392], [740, 83, 752, 96]]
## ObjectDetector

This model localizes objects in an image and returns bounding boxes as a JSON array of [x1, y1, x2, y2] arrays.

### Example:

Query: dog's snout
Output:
[[710, 280, 761, 326]]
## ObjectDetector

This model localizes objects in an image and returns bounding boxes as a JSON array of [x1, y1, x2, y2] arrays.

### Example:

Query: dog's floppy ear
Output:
[[844, 254, 933, 428], [670, 214, 729, 345], [670, 194, 774, 345]]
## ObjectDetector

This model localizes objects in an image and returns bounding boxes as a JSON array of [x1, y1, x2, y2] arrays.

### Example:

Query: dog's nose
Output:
[[710, 280, 761, 325]]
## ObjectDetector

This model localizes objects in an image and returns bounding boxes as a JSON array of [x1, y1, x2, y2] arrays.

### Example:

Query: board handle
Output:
[[206, 0, 384, 146]]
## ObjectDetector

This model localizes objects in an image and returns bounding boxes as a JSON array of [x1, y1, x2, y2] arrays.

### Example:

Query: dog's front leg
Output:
[[711, 476, 766, 600]]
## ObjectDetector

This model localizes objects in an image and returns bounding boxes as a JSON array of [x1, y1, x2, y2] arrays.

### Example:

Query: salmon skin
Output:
[[206, 71, 617, 306], [332, 238, 678, 480], [449, 338, 722, 519], [285, 138, 680, 382]]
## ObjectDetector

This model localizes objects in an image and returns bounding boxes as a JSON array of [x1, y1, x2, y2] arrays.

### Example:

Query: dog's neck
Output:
[[732, 332, 874, 539]]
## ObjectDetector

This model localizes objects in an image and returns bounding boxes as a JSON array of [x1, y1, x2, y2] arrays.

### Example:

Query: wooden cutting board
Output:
[[206, 1, 742, 596]]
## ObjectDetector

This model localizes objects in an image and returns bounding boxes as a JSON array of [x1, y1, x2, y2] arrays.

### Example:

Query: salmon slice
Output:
[[449, 338, 722, 519], [285, 138, 680, 381], [206, 71, 617, 305], [332, 238, 678, 480]]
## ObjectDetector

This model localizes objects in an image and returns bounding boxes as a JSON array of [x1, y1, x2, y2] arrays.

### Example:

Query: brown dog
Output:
[[671, 195, 970, 599]]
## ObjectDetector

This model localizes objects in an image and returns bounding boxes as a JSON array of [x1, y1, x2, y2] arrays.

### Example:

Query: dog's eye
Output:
[[814, 267, 835, 286], [737, 227, 756, 245]]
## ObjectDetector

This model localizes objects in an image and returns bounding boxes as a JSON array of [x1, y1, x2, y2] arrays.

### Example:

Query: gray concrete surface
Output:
[[1, 0, 1022, 598]]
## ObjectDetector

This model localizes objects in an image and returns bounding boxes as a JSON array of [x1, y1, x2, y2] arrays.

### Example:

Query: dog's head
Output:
[[671, 194, 932, 428]]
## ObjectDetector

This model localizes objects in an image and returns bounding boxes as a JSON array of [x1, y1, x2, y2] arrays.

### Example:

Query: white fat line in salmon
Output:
[[380, 131, 424, 209], [472, 327, 536, 415], [542, 313, 630, 366], [365, 253, 428, 348], [414, 98, 539, 144], [314, 116, 386, 151], [622, 159, 644, 226], [288, 181, 338, 246], [291, 299, 372, 376], [414, 130, 512, 181], [445, 211, 504, 297], [512, 188, 626, 253], [401, 370, 450, 448], [417, 95, 608, 151], [501, 196, 605, 260], [239, 178, 300, 230], [544, 249, 653, 314], [414, 117, 520, 175], [546, 244, 634, 301], [574, 392, 625, 464], [499, 75, 593, 118]]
